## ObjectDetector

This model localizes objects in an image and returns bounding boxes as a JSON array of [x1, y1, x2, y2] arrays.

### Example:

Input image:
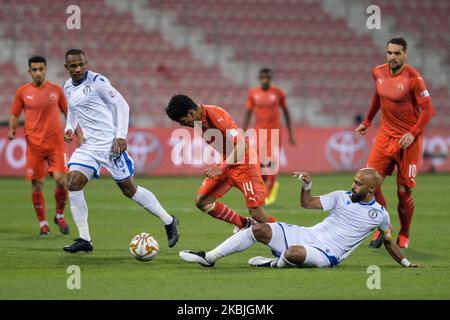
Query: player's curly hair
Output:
[[165, 94, 198, 122]]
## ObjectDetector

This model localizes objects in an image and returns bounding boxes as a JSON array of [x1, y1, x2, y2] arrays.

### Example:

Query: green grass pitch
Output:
[[1, 173, 449, 299]]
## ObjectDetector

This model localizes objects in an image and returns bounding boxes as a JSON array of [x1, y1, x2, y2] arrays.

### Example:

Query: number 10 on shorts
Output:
[[408, 164, 417, 178]]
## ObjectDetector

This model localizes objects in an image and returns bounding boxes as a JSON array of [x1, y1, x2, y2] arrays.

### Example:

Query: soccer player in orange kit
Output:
[[355, 38, 435, 248], [8, 56, 79, 235], [243, 68, 296, 205], [166, 95, 277, 230]]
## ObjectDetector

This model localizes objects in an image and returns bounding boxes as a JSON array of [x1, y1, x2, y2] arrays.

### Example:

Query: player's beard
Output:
[[390, 61, 403, 73], [350, 190, 366, 203]]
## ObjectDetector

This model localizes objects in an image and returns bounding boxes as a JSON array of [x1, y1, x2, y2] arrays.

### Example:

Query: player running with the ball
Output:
[[179, 168, 420, 269], [62, 49, 179, 253], [166, 95, 277, 230]]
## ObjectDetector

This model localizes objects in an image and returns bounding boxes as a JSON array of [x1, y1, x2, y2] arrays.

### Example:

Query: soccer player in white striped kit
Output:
[[180, 168, 419, 268], [62, 49, 179, 252]]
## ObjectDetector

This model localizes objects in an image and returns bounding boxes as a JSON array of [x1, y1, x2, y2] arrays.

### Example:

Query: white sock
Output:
[[132, 186, 173, 225], [206, 228, 256, 263], [69, 190, 91, 241], [274, 251, 297, 268], [39, 220, 48, 227]]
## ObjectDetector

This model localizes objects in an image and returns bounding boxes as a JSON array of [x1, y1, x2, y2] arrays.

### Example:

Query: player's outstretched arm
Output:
[[293, 172, 323, 209], [382, 236, 419, 268], [282, 107, 296, 145]]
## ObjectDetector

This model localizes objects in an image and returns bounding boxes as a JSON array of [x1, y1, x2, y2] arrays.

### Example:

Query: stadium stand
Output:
[[0, 0, 449, 126]]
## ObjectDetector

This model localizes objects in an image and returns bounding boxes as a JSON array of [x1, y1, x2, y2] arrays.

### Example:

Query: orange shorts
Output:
[[26, 144, 67, 180], [197, 164, 266, 208], [367, 132, 422, 188]]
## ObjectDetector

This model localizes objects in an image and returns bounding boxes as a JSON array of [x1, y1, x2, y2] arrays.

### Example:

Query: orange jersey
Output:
[[199, 104, 256, 165], [11, 81, 67, 149], [246, 86, 287, 129], [371, 64, 432, 138]]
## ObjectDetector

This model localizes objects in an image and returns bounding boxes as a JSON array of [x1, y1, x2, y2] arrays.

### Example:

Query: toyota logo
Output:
[[325, 131, 368, 170], [126, 131, 163, 173]]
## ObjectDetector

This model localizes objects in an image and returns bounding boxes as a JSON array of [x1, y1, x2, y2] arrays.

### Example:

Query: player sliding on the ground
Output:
[[165, 95, 277, 231], [355, 38, 435, 249], [179, 168, 419, 268], [62, 49, 179, 253]]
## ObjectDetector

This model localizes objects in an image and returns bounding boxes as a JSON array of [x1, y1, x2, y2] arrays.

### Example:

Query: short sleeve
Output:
[[319, 191, 341, 211], [379, 211, 392, 240], [10, 87, 24, 117], [246, 90, 254, 110], [208, 107, 241, 143], [410, 72, 431, 105]]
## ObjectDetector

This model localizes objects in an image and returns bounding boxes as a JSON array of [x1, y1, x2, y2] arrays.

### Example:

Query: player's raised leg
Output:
[[63, 166, 94, 253], [195, 177, 250, 229], [116, 176, 179, 248], [237, 175, 277, 225]]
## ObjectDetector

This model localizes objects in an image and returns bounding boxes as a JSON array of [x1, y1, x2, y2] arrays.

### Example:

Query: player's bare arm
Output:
[[293, 171, 323, 209], [382, 236, 419, 268], [204, 132, 245, 178], [242, 109, 252, 131], [282, 107, 296, 145], [8, 115, 19, 140]]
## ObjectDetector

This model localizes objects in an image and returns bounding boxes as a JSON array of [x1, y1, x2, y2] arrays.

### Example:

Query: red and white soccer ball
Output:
[[129, 232, 159, 261]]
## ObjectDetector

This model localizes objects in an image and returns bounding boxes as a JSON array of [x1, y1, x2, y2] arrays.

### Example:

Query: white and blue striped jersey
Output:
[[308, 190, 391, 261], [63, 71, 129, 151]]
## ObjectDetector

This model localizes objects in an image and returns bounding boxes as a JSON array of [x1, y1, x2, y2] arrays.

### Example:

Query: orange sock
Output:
[[55, 187, 67, 215], [32, 192, 46, 222], [206, 202, 247, 228]]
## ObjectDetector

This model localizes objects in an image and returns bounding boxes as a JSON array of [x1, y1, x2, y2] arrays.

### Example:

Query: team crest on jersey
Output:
[[50, 92, 57, 101], [270, 94, 276, 101], [397, 83, 405, 92], [83, 86, 91, 95], [368, 209, 378, 219]]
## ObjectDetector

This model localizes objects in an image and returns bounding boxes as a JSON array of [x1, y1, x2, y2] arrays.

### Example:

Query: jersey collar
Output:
[[359, 197, 376, 206], [72, 71, 89, 86]]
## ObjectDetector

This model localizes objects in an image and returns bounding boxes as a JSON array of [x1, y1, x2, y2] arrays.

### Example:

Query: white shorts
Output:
[[68, 148, 134, 182], [268, 222, 340, 268]]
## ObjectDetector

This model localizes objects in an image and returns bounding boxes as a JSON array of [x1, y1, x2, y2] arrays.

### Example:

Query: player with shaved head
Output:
[[179, 168, 419, 269]]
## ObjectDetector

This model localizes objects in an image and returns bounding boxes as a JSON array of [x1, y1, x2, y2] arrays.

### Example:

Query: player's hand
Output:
[[64, 129, 73, 143], [7, 129, 16, 140], [204, 166, 223, 178], [293, 171, 311, 184], [398, 132, 415, 149], [112, 138, 127, 156], [288, 134, 296, 146], [355, 123, 368, 136]]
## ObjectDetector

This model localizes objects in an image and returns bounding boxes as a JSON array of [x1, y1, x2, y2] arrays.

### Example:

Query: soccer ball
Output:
[[129, 232, 159, 261]]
